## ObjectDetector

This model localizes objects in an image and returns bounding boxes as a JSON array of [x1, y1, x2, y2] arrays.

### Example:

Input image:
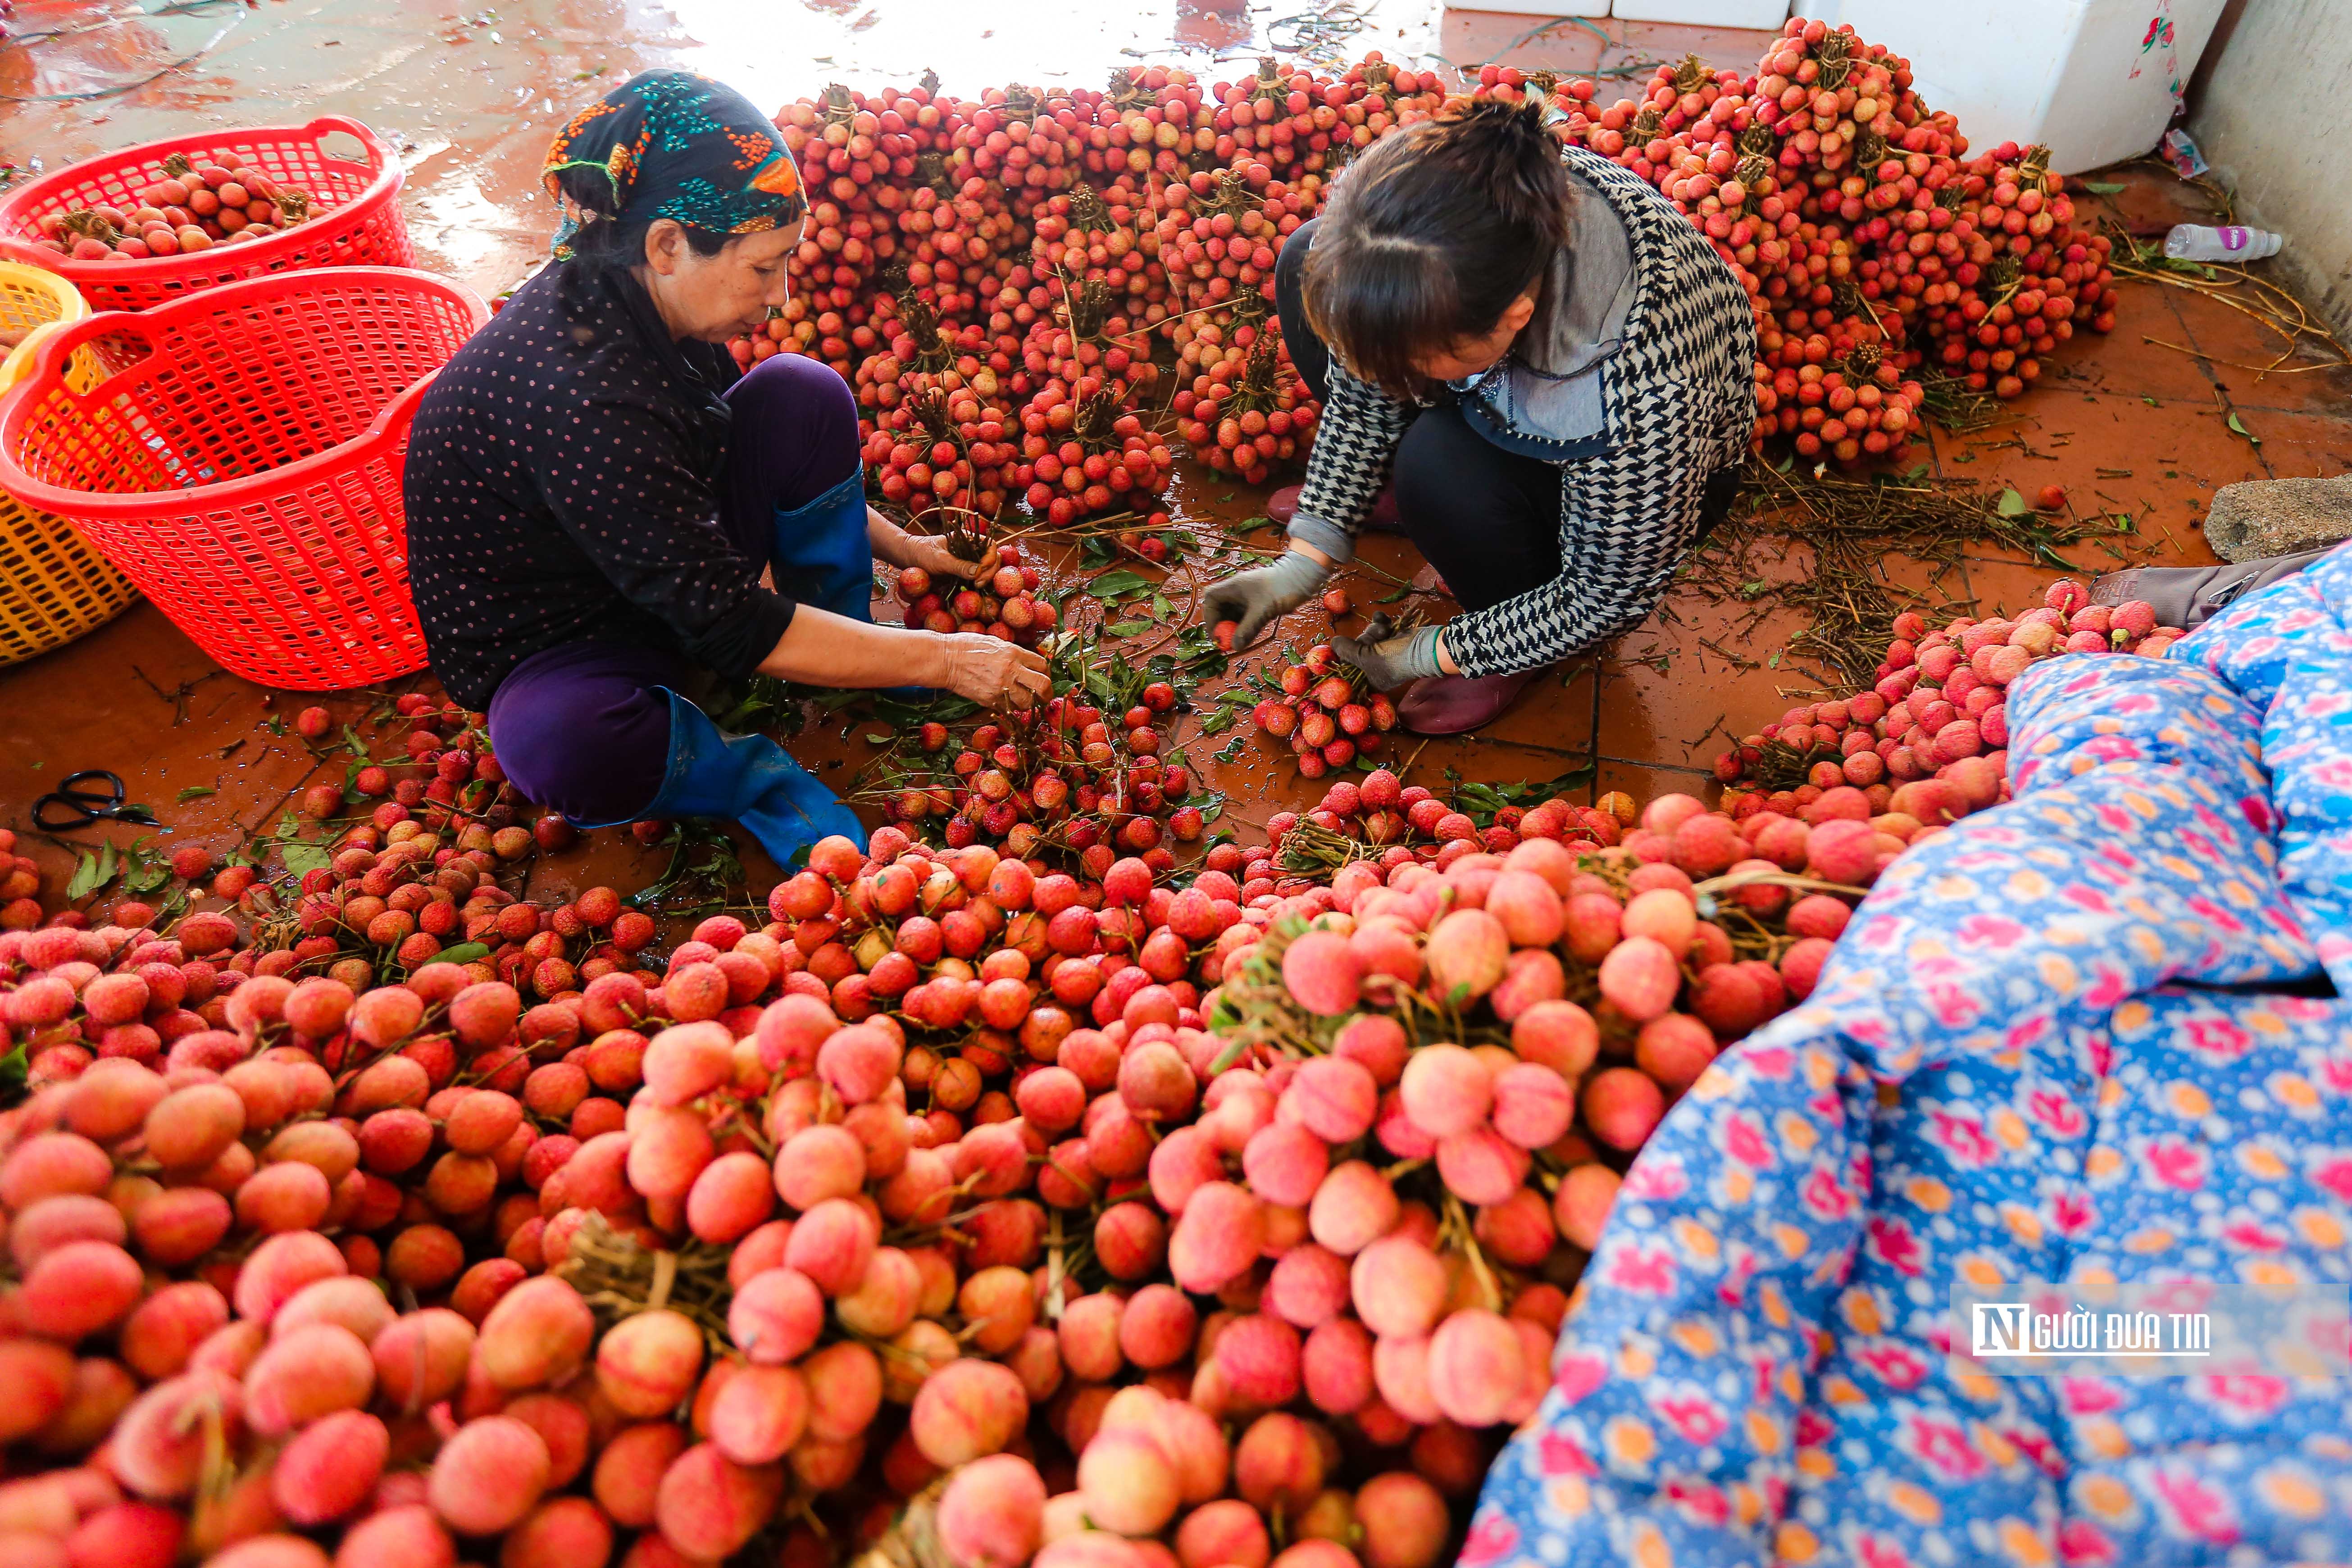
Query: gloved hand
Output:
[[937, 633, 1051, 709], [870, 513, 978, 582], [897, 534, 977, 582], [1204, 549, 1329, 649], [1332, 614, 1448, 691]]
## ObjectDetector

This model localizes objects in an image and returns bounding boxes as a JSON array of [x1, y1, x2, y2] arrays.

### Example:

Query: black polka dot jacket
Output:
[[403, 263, 792, 710]]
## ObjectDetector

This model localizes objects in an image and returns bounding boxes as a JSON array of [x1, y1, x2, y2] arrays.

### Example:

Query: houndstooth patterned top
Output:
[[1290, 147, 1757, 678]]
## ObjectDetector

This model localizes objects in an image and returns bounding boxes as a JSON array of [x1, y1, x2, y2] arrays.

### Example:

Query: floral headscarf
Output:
[[542, 69, 805, 260]]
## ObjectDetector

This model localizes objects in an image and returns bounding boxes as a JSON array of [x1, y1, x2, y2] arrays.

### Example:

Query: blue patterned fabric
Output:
[[1468, 544, 2352, 1568]]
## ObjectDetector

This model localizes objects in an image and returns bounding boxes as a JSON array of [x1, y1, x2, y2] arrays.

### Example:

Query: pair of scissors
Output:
[[32, 771, 157, 832]]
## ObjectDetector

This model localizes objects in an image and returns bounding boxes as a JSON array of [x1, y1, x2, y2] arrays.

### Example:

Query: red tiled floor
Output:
[[1472, 657, 1599, 758], [1597, 592, 1810, 774], [2042, 301, 2228, 405], [1438, 13, 1610, 77], [2182, 307, 2352, 416], [1943, 391, 2266, 569], [2070, 164, 2228, 236], [1433, 12, 1779, 82], [1592, 758, 1715, 811], [2219, 409, 2352, 480]]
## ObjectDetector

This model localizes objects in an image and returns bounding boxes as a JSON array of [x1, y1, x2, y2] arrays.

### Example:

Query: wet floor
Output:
[[3, 0, 2349, 912]]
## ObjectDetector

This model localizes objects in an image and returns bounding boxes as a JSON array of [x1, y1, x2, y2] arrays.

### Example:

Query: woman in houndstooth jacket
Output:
[[1204, 99, 1757, 735]]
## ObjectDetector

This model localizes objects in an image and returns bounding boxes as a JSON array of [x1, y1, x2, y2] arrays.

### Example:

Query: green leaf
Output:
[[1996, 487, 2029, 517], [2226, 411, 2261, 446], [871, 694, 978, 727], [1105, 620, 1151, 638], [1087, 569, 1154, 600], [66, 850, 103, 901], [1149, 593, 1174, 619], [281, 844, 332, 877], [2081, 179, 2126, 194], [0, 1041, 26, 1098], [435, 942, 491, 966], [1766, 650, 1782, 668], [341, 724, 372, 762], [862, 732, 895, 745], [1201, 708, 1237, 736], [175, 785, 214, 803]]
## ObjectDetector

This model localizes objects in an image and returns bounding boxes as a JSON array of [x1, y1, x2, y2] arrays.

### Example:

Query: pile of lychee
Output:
[[0, 752, 1878, 1568], [1714, 577, 2182, 803]]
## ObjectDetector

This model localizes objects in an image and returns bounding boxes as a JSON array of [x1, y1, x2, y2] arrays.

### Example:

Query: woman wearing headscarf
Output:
[[404, 70, 1047, 864]]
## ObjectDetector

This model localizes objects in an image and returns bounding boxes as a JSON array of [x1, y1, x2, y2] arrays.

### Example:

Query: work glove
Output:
[[1331, 614, 1447, 691], [1203, 549, 1329, 649], [896, 534, 978, 582], [937, 634, 1051, 709]]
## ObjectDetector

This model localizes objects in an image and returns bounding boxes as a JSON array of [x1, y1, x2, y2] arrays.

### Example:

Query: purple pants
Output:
[[487, 354, 860, 824]]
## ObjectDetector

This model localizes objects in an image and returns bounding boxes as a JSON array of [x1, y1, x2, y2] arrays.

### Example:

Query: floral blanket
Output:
[[1468, 545, 2352, 1568]]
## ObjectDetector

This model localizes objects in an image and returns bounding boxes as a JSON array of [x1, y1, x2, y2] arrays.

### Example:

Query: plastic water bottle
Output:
[[2164, 224, 2283, 262]]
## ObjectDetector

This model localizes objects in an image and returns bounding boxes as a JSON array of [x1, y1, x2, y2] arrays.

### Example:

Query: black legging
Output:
[[1274, 217, 1736, 618]]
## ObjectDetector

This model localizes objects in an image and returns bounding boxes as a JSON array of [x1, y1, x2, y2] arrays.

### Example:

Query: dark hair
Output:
[[551, 165, 731, 275], [1301, 100, 1574, 400]]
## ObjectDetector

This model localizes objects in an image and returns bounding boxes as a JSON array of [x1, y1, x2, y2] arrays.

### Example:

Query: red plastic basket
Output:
[[0, 117, 411, 313], [0, 268, 487, 690]]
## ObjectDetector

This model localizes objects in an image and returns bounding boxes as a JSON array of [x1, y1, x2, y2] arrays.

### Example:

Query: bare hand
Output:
[[937, 634, 1051, 709]]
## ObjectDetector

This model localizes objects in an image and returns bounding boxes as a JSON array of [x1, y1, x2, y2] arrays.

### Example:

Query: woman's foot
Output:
[[1267, 484, 1402, 533], [1395, 668, 1543, 735]]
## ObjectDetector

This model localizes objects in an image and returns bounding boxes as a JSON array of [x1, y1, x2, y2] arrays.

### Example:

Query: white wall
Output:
[[2190, 0, 2352, 336]]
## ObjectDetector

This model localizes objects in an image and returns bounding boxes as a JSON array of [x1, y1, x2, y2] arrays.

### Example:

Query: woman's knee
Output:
[[1391, 404, 1486, 524], [487, 650, 677, 824], [728, 353, 860, 478]]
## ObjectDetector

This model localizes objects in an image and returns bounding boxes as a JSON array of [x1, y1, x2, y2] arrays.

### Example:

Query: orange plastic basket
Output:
[[0, 268, 487, 690], [0, 117, 410, 313], [0, 261, 141, 667]]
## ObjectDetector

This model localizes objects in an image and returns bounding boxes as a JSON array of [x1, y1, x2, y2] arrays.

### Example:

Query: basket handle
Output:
[[13, 308, 156, 406], [0, 240, 69, 275], [303, 115, 398, 173], [0, 319, 69, 395]]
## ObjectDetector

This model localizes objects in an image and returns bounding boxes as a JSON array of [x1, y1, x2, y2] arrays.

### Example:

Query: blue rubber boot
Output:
[[573, 689, 864, 868], [773, 468, 938, 701], [773, 469, 878, 622]]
